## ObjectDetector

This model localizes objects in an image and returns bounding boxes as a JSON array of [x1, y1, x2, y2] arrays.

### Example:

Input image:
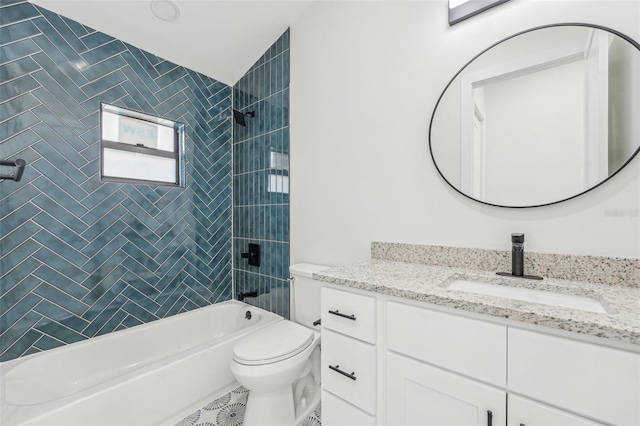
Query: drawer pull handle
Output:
[[487, 410, 493, 426], [329, 364, 356, 381], [328, 310, 356, 321]]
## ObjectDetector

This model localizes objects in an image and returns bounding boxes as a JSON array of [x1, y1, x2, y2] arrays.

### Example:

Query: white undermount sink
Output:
[[446, 279, 608, 314]]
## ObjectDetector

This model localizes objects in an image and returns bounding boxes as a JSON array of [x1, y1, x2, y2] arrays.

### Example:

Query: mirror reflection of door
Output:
[[459, 28, 620, 206], [608, 34, 640, 175], [471, 103, 486, 200], [584, 30, 609, 188]]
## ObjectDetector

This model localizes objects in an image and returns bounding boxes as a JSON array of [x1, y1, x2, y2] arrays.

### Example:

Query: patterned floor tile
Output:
[[173, 385, 320, 426]]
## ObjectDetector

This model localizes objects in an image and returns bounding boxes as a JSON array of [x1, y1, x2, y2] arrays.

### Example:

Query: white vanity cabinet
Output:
[[508, 328, 640, 426], [321, 287, 377, 425], [386, 301, 507, 386], [320, 284, 640, 426], [385, 300, 507, 425], [322, 390, 376, 426]]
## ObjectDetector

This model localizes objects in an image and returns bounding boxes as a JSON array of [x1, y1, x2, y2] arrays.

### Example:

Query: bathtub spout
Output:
[[238, 291, 258, 301]]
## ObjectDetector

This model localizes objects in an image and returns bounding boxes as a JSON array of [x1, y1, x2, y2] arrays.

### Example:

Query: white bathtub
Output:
[[0, 300, 282, 425]]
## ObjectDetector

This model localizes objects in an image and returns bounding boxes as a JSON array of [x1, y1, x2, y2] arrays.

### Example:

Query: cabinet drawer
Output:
[[508, 328, 640, 426], [508, 395, 601, 426], [386, 301, 507, 386], [322, 390, 376, 426], [322, 329, 376, 414], [322, 287, 376, 343]]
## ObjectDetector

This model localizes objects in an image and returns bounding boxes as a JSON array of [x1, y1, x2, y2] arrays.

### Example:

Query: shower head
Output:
[[233, 109, 255, 127], [232, 109, 244, 125]]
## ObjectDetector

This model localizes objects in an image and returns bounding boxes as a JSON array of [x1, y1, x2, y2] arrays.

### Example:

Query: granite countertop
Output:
[[313, 259, 640, 346]]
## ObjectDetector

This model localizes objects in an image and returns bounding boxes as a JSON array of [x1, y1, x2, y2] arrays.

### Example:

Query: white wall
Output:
[[290, 0, 640, 266]]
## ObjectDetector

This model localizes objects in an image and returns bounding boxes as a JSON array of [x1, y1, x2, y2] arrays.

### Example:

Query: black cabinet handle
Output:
[[328, 310, 356, 321], [329, 364, 356, 381], [487, 410, 493, 426]]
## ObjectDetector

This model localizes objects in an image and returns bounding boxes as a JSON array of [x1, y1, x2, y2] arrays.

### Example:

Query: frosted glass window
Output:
[[100, 103, 185, 186], [102, 111, 176, 152], [103, 149, 177, 183]]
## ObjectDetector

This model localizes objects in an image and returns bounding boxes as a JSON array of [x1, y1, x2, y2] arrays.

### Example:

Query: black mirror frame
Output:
[[428, 23, 640, 208]]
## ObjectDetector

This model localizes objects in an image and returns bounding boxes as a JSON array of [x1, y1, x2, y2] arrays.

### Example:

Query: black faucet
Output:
[[497, 233, 543, 280], [511, 233, 525, 277]]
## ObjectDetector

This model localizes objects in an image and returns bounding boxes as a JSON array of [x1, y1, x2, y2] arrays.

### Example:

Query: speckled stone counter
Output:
[[313, 259, 640, 346], [371, 241, 640, 288]]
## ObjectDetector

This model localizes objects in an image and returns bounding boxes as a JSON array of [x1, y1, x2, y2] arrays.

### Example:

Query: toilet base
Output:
[[293, 377, 321, 424], [244, 386, 295, 426]]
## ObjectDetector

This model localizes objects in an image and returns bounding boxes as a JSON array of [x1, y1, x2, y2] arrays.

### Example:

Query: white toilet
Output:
[[231, 263, 328, 426]]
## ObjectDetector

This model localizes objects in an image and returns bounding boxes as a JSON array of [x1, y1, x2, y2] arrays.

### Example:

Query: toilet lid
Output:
[[233, 321, 315, 365]]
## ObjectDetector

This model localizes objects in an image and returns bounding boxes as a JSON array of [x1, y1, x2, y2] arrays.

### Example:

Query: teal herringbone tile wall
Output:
[[0, 1, 233, 362], [233, 31, 290, 318]]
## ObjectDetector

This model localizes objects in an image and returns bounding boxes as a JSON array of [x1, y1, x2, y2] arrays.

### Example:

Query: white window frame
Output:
[[100, 103, 186, 187]]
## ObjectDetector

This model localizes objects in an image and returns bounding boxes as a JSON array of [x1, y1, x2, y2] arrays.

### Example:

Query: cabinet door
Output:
[[386, 352, 505, 426], [508, 395, 603, 426]]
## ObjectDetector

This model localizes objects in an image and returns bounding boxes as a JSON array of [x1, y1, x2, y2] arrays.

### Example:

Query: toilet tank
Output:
[[289, 263, 330, 328]]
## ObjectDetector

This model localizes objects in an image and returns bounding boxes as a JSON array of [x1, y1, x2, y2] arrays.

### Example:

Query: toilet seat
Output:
[[233, 321, 315, 366]]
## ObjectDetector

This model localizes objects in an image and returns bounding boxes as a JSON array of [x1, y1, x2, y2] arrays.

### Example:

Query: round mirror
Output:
[[429, 24, 640, 208]]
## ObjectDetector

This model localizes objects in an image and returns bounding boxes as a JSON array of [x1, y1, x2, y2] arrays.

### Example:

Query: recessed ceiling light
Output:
[[150, 0, 180, 22]]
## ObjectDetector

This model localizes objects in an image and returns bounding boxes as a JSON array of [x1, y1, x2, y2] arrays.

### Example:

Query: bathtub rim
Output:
[[0, 300, 283, 425]]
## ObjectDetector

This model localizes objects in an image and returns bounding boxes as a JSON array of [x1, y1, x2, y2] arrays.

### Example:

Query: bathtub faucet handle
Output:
[[313, 318, 321, 327], [241, 243, 260, 267]]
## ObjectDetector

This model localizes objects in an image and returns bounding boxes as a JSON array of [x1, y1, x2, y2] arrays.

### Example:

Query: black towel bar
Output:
[[0, 159, 26, 182]]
